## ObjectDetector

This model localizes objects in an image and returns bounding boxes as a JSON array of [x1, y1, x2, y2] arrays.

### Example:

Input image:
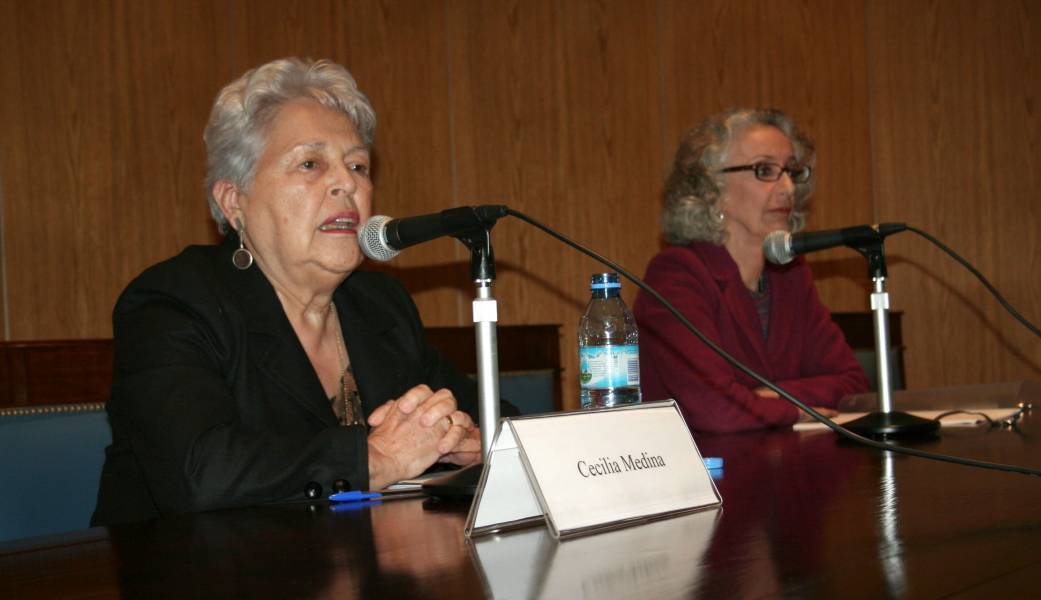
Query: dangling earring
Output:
[[232, 218, 254, 270]]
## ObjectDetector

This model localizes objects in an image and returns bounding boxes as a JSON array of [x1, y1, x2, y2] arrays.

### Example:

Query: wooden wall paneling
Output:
[[343, 0, 466, 327], [446, 0, 663, 409], [1, 1, 119, 340], [0, 340, 114, 408], [223, 0, 350, 70], [868, 1, 1041, 389], [0, 0, 220, 341], [224, 0, 464, 325], [658, 0, 874, 312], [7, 0, 1035, 406], [112, 0, 226, 284]]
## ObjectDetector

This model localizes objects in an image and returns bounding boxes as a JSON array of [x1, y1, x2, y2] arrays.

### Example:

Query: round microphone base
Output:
[[843, 410, 940, 439]]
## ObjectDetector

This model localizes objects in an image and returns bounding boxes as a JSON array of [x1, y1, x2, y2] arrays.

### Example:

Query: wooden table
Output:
[[3, 410, 1040, 598]]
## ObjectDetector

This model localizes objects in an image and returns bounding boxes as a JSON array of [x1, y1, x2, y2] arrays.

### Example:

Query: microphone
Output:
[[763, 223, 907, 265], [359, 205, 509, 261]]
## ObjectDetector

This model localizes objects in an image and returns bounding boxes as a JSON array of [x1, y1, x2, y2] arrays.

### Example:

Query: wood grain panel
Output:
[[446, 0, 663, 408], [223, 0, 350, 70], [0, 340, 113, 408], [3, 0, 1037, 405], [868, 1, 1041, 389], [0, 0, 220, 340], [659, 0, 874, 311], [339, 0, 466, 326]]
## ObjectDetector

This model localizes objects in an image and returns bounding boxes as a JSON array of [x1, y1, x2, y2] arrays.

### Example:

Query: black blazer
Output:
[[92, 238, 489, 526]]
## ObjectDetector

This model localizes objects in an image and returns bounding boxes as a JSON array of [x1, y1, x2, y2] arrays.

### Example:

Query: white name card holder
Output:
[[464, 400, 722, 539]]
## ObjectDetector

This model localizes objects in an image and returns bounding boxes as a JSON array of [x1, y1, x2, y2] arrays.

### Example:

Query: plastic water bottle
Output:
[[578, 272, 642, 408]]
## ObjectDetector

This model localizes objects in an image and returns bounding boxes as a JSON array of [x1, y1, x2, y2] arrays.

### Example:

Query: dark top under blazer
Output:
[[92, 238, 484, 526]]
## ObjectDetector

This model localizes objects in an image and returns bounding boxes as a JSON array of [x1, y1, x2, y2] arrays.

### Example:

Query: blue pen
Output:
[[703, 457, 724, 470], [330, 499, 384, 512], [329, 490, 383, 503]]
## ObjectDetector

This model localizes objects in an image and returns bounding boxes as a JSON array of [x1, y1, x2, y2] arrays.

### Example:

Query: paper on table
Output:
[[794, 407, 1023, 432]]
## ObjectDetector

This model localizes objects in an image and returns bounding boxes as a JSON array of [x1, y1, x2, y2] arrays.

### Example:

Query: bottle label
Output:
[[579, 345, 640, 389]]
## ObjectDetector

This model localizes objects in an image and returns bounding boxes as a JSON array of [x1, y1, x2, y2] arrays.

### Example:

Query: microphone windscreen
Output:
[[763, 230, 794, 265], [358, 215, 399, 262]]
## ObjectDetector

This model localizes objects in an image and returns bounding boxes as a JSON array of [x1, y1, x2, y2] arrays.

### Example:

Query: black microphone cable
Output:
[[504, 207, 1041, 478], [906, 225, 1041, 339]]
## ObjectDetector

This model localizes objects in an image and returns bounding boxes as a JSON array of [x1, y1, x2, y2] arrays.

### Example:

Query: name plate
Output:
[[464, 400, 722, 539]]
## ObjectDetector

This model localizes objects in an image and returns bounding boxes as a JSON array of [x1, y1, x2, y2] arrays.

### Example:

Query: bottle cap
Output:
[[590, 272, 621, 290]]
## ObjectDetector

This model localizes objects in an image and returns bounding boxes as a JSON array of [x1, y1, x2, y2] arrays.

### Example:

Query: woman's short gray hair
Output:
[[661, 108, 815, 245], [203, 58, 377, 234]]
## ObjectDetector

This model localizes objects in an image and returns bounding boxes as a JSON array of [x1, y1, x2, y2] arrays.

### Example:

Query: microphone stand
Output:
[[843, 241, 938, 438], [466, 229, 502, 457], [423, 227, 501, 496]]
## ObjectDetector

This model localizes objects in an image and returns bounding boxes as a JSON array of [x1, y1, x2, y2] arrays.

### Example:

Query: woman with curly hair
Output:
[[633, 108, 868, 433]]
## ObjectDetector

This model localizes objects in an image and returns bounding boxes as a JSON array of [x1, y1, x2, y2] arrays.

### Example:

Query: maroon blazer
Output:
[[633, 242, 869, 433]]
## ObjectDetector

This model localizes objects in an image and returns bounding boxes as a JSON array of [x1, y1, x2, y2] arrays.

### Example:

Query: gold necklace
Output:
[[329, 304, 363, 426]]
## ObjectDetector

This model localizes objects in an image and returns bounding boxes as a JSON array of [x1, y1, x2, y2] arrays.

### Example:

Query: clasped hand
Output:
[[365, 384, 481, 490]]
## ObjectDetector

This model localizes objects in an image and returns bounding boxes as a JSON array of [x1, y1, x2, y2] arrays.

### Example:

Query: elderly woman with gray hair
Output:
[[633, 108, 868, 433], [92, 58, 504, 526]]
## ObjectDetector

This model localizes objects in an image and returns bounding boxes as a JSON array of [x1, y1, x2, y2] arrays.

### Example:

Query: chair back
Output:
[[0, 404, 111, 542]]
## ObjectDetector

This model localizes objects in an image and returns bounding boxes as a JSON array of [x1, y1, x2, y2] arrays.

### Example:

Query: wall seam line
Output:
[[0, 173, 9, 340]]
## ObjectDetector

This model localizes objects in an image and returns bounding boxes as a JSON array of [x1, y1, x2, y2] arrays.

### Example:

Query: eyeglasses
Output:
[[719, 162, 812, 184]]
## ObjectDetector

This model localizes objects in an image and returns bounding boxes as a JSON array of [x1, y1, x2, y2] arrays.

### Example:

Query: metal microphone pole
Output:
[[843, 242, 938, 438], [423, 227, 501, 496], [470, 234, 501, 457]]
